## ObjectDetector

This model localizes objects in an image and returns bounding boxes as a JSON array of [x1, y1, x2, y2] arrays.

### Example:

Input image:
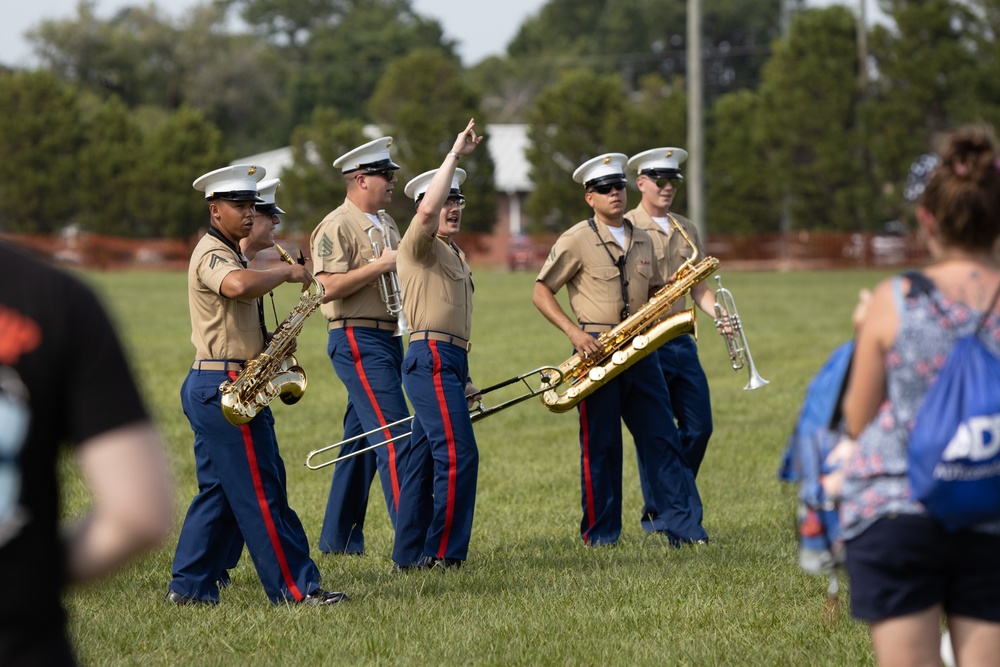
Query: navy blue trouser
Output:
[[656, 334, 713, 476], [392, 340, 478, 567], [320, 327, 410, 554], [576, 347, 707, 546], [170, 367, 321, 604]]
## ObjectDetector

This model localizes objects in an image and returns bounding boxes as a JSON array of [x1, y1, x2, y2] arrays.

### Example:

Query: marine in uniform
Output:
[[626, 148, 721, 482], [392, 119, 483, 570], [310, 137, 411, 556], [168, 165, 347, 605], [532, 153, 709, 547]]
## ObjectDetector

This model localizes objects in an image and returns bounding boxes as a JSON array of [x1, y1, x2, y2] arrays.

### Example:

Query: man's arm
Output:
[[316, 250, 396, 303], [411, 119, 483, 236], [65, 422, 174, 585], [221, 264, 312, 300], [532, 281, 603, 357]]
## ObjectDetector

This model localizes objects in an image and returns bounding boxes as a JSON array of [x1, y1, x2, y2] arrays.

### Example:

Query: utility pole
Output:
[[687, 0, 705, 239], [857, 0, 868, 91]]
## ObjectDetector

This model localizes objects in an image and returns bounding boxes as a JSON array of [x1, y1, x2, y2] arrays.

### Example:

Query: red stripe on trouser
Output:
[[346, 328, 401, 508], [233, 369, 303, 601], [429, 340, 458, 558], [580, 398, 596, 544]]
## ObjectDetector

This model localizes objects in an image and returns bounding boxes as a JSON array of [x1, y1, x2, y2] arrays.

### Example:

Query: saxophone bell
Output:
[[713, 275, 768, 390], [218, 243, 325, 426]]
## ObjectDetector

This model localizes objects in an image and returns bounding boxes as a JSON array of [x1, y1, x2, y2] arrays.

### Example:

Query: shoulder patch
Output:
[[318, 233, 334, 258], [208, 253, 231, 270]]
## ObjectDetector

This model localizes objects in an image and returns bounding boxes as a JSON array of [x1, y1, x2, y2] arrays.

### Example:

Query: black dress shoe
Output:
[[303, 589, 350, 605], [165, 589, 217, 606], [431, 558, 463, 570]]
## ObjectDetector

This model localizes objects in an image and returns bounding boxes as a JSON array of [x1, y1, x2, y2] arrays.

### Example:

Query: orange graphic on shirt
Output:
[[0, 306, 42, 365]]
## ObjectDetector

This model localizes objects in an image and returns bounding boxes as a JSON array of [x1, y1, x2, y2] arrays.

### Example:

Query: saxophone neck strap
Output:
[[587, 217, 633, 320]]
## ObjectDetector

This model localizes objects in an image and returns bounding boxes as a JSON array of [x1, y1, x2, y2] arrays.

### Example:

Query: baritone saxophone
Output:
[[541, 217, 719, 413], [219, 244, 325, 426]]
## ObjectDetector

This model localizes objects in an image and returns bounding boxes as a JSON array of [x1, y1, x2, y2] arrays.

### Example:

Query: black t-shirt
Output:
[[0, 242, 149, 631]]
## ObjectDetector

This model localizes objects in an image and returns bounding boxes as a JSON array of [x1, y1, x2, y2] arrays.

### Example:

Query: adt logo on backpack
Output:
[[909, 335, 1000, 531], [940, 414, 1000, 463]]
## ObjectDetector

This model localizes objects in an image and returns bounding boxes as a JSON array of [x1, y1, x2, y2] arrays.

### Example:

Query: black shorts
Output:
[[845, 514, 1000, 623]]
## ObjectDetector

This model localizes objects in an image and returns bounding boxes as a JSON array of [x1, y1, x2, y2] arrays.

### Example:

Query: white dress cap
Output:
[[572, 153, 629, 187], [627, 147, 688, 180], [193, 164, 266, 201], [404, 168, 467, 201], [333, 136, 402, 173], [255, 178, 285, 215]]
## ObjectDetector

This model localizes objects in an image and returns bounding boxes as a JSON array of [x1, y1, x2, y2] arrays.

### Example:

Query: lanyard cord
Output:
[[207, 225, 269, 339], [588, 217, 633, 321]]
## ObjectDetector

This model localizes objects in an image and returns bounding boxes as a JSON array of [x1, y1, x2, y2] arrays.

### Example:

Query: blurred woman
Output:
[[841, 124, 1000, 666]]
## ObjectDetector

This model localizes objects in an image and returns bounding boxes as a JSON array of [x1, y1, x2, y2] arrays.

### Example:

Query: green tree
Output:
[[137, 105, 231, 238], [523, 70, 626, 233], [28, 2, 182, 109], [706, 89, 778, 233], [756, 6, 872, 231], [76, 95, 144, 235], [862, 0, 987, 223], [604, 73, 689, 216], [368, 49, 495, 233], [280, 107, 370, 232], [0, 70, 83, 232], [283, 0, 454, 126]]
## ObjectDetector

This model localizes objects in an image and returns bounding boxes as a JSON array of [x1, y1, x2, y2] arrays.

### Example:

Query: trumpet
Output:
[[305, 366, 562, 470], [370, 212, 408, 337], [713, 275, 769, 390]]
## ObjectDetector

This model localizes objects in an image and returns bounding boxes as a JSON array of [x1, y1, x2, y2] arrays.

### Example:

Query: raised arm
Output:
[[411, 119, 482, 236]]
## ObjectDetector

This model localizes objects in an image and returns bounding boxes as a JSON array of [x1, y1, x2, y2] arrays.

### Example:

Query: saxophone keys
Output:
[[588, 366, 606, 382], [633, 335, 649, 350], [612, 350, 628, 365]]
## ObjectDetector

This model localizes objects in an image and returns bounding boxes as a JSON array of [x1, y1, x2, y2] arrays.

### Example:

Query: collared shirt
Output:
[[536, 218, 660, 328], [397, 225, 474, 341], [626, 206, 705, 317], [188, 231, 263, 361], [310, 198, 402, 322]]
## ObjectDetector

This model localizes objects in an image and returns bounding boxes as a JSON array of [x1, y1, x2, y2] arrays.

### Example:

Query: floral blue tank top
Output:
[[839, 273, 1000, 541]]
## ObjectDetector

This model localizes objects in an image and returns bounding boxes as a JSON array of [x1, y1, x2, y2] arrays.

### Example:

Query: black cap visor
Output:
[[208, 190, 264, 202]]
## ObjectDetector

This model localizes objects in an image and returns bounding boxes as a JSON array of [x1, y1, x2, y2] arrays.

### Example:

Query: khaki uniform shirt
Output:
[[188, 231, 263, 361], [536, 218, 661, 331], [397, 224, 474, 341], [626, 207, 705, 317], [310, 199, 402, 323]]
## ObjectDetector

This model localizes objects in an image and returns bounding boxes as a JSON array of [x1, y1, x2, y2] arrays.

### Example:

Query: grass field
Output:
[[63, 264, 894, 666]]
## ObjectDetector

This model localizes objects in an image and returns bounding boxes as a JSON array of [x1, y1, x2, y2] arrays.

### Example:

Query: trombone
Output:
[[305, 365, 563, 470], [713, 275, 769, 390]]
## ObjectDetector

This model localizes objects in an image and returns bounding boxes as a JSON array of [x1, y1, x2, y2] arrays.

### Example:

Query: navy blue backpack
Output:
[[908, 275, 1000, 532], [779, 340, 854, 575]]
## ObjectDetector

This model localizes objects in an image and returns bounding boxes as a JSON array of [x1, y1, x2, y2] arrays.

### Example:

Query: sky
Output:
[[1, 0, 886, 70]]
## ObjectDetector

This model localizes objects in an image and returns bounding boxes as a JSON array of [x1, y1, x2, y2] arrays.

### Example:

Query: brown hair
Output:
[[921, 123, 1000, 251]]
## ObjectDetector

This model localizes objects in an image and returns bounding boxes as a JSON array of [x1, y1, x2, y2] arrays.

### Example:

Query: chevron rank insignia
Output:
[[208, 253, 230, 270], [318, 233, 334, 258]]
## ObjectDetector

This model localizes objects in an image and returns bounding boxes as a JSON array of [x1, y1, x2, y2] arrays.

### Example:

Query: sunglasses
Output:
[[363, 169, 396, 180], [446, 196, 467, 210], [589, 182, 626, 195], [645, 176, 678, 189]]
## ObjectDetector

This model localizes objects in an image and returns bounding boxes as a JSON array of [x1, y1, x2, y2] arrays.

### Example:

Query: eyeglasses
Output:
[[446, 196, 467, 210], [589, 182, 626, 195], [363, 169, 397, 180]]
